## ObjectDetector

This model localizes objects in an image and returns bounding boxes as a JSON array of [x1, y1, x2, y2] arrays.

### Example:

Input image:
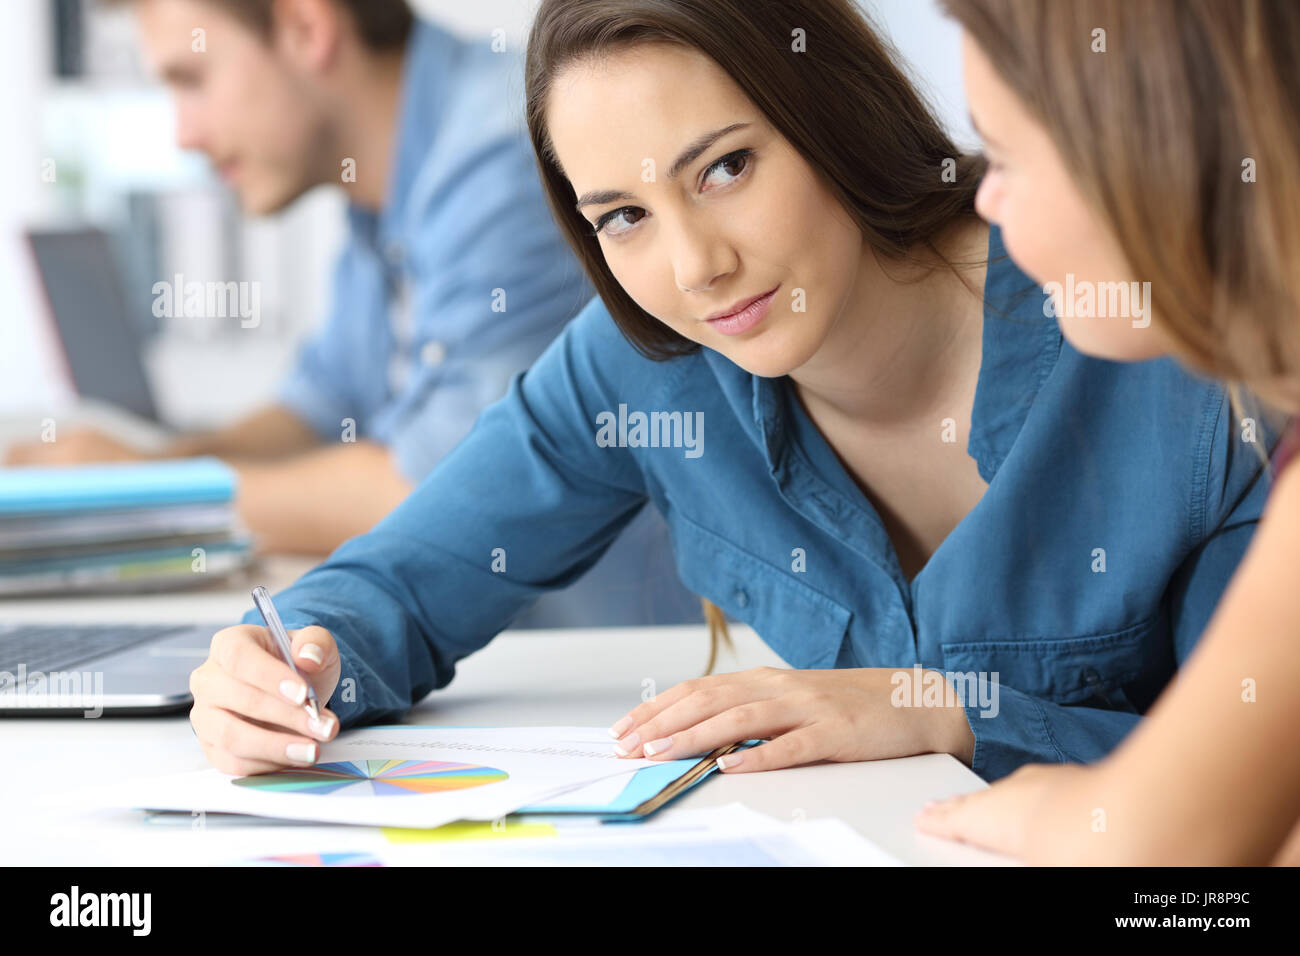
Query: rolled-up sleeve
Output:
[[964, 689, 1142, 780]]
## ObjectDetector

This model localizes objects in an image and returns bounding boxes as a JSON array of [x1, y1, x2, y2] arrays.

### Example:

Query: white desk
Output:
[[0, 556, 1009, 865]]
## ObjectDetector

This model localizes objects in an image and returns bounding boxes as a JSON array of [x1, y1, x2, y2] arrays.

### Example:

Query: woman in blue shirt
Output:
[[188, 0, 1267, 783]]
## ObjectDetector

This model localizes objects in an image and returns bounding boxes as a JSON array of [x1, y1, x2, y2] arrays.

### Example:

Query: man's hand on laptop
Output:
[[4, 427, 146, 466], [189, 624, 341, 775]]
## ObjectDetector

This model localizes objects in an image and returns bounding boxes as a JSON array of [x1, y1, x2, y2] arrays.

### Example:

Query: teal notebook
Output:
[[0, 457, 236, 515], [519, 741, 759, 821], [519, 758, 704, 816]]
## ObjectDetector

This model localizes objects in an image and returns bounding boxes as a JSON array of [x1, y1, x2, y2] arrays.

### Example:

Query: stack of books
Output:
[[0, 458, 253, 595]]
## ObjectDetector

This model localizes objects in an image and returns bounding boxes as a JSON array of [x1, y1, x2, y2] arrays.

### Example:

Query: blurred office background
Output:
[[0, 0, 974, 430]]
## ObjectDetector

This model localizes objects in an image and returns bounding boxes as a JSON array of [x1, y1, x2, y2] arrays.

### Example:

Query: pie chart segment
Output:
[[234, 758, 508, 797]]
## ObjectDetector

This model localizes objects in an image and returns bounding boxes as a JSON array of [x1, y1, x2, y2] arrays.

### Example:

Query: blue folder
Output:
[[520, 741, 760, 821], [0, 457, 236, 515], [519, 758, 706, 817]]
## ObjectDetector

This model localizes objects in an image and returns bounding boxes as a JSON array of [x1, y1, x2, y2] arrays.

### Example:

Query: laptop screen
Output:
[[26, 228, 158, 422]]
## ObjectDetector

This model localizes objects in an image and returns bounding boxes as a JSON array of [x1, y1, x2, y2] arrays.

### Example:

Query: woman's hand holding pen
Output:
[[189, 624, 342, 775], [608, 666, 976, 773]]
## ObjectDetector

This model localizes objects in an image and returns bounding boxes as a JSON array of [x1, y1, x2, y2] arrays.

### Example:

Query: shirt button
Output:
[[1083, 667, 1101, 685], [733, 587, 749, 608], [382, 241, 404, 268], [421, 341, 446, 366]]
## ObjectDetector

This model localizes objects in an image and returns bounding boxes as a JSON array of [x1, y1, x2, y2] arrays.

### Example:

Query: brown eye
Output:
[[595, 206, 647, 238], [701, 149, 753, 191]]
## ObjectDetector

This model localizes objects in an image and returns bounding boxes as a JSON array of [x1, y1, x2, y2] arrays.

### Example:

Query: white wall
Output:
[[407, 0, 973, 144], [0, 1, 70, 412], [863, 0, 975, 149]]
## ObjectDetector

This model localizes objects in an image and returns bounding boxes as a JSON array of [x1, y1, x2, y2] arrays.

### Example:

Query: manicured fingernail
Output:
[[717, 752, 743, 771], [643, 737, 673, 757], [286, 742, 317, 764], [279, 679, 307, 704], [613, 732, 640, 756], [308, 714, 335, 739], [298, 644, 323, 665], [608, 717, 632, 739]]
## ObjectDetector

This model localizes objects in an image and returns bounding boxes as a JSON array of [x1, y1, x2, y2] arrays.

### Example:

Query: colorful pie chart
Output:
[[233, 759, 509, 797]]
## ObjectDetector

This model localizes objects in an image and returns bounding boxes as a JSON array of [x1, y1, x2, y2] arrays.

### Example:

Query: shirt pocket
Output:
[[670, 512, 851, 668], [938, 617, 1155, 713]]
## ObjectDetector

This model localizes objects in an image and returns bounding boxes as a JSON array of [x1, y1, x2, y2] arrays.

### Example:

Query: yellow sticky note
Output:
[[381, 818, 557, 843]]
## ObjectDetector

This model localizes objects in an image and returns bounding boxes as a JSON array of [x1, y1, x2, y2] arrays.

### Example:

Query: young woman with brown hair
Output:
[[916, 0, 1300, 863], [186, 0, 1266, 789]]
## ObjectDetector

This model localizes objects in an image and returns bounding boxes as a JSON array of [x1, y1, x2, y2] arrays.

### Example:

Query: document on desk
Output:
[[378, 805, 904, 867], [27, 800, 901, 867], [63, 727, 662, 829], [225, 805, 903, 868]]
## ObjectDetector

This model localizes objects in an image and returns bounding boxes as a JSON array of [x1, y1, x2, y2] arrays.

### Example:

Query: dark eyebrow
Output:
[[574, 188, 636, 211], [666, 122, 750, 179], [573, 122, 752, 212], [160, 63, 201, 85]]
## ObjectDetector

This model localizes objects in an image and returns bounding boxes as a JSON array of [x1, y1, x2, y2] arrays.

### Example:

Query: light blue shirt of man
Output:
[[276, 18, 699, 628]]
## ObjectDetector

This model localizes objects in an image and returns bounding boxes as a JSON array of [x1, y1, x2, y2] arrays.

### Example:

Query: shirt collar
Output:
[[700, 347, 786, 473], [717, 223, 1059, 479], [965, 224, 1062, 480]]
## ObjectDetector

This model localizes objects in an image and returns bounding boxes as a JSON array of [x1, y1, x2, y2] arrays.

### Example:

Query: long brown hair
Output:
[[943, 0, 1300, 414], [524, 0, 987, 670], [525, 0, 985, 361]]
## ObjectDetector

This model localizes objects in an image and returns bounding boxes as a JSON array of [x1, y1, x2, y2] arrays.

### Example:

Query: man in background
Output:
[[7, 0, 698, 626]]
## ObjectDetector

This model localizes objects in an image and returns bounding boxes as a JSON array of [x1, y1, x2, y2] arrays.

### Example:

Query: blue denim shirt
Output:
[[276, 19, 590, 478], [250, 227, 1269, 781], [272, 18, 695, 628]]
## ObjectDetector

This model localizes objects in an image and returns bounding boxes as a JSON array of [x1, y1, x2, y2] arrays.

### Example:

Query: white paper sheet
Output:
[[234, 804, 904, 867], [55, 726, 663, 829]]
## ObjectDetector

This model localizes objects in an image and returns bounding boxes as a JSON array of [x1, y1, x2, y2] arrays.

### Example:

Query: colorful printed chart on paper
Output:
[[233, 760, 508, 797]]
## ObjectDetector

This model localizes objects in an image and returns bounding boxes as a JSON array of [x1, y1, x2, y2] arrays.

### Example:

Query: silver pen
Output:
[[251, 585, 321, 722]]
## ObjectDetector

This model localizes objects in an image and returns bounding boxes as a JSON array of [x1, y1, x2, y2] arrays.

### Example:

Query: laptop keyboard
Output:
[[0, 624, 187, 676]]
